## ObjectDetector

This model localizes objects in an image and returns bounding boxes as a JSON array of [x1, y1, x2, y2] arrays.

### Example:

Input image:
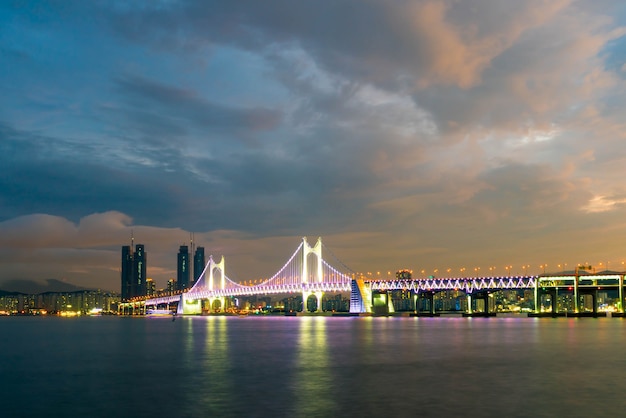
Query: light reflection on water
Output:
[[295, 317, 333, 414], [1, 316, 626, 417]]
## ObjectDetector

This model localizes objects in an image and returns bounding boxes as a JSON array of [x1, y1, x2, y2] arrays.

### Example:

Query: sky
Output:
[[1, 0, 626, 292]]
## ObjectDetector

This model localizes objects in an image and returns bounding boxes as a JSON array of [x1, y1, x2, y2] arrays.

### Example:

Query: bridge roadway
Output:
[[147, 276, 537, 302], [139, 275, 538, 313], [126, 238, 626, 315], [131, 272, 626, 316], [367, 276, 535, 292]]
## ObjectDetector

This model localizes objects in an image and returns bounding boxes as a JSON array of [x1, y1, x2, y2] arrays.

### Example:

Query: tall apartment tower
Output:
[[177, 245, 190, 291], [145, 278, 156, 297], [193, 246, 205, 284], [121, 243, 147, 301], [121, 246, 133, 300]]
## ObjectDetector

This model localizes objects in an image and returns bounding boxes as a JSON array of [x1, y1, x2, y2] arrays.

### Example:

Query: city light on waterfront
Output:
[[1, 2, 626, 294]]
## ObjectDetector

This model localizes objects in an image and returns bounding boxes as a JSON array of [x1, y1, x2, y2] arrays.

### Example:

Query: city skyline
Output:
[[1, 1, 626, 292]]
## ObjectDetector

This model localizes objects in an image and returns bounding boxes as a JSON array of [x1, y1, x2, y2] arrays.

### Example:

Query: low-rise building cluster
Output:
[[0, 290, 120, 315]]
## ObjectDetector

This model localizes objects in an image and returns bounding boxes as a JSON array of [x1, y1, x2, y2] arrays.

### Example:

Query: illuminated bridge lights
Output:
[[367, 276, 537, 293], [144, 237, 357, 310], [142, 236, 624, 316]]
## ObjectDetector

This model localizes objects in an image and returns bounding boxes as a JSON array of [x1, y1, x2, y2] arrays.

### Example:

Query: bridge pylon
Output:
[[208, 255, 225, 291], [302, 237, 323, 312], [207, 255, 226, 312]]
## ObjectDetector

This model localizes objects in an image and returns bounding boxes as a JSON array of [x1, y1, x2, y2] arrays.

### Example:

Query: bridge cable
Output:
[[321, 242, 355, 274]]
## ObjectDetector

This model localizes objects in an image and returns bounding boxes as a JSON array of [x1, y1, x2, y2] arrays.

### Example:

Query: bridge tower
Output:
[[302, 237, 323, 312], [179, 255, 227, 314], [208, 255, 225, 291], [208, 255, 226, 312]]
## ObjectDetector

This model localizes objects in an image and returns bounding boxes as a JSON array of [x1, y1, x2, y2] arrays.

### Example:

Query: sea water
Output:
[[1, 315, 624, 417]]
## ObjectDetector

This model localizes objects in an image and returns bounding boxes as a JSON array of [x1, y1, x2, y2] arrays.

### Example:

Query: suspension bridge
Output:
[[127, 237, 626, 316], [132, 237, 576, 314], [144, 237, 352, 314]]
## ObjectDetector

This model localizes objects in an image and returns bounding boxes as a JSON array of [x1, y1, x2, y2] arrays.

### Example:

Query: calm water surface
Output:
[[1, 315, 625, 417]]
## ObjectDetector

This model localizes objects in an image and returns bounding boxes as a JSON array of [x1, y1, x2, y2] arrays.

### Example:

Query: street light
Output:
[[598, 261, 609, 272]]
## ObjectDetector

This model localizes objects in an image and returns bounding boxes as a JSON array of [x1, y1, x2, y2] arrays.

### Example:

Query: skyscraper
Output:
[[135, 244, 146, 297], [145, 278, 156, 297], [121, 245, 133, 300], [177, 245, 190, 291], [167, 279, 177, 295], [193, 246, 205, 284], [121, 243, 147, 301]]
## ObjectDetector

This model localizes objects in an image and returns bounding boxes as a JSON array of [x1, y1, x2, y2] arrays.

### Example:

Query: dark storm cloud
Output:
[[114, 74, 282, 135], [0, 123, 192, 226], [99, 0, 613, 149], [102, 0, 575, 91], [0, 120, 372, 237], [187, 143, 376, 234]]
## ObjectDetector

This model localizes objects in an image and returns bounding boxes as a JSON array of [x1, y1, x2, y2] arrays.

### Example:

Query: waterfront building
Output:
[[0, 290, 120, 314], [177, 245, 190, 291], [283, 295, 303, 312], [146, 278, 156, 297], [324, 294, 349, 312], [396, 269, 412, 280], [193, 246, 205, 284], [121, 243, 147, 301], [390, 289, 414, 311], [167, 279, 177, 295], [0, 294, 20, 314]]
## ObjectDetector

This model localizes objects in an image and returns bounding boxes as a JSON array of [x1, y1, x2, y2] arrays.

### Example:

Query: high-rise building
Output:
[[177, 245, 190, 291], [121, 246, 133, 300], [167, 279, 177, 295], [121, 243, 147, 301], [193, 246, 205, 284], [135, 244, 146, 296], [146, 278, 156, 297], [396, 269, 412, 280]]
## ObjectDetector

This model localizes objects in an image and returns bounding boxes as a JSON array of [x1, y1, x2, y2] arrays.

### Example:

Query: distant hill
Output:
[[0, 289, 25, 296], [0, 279, 92, 295]]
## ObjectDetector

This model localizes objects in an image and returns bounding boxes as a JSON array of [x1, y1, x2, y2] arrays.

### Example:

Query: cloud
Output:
[[114, 74, 282, 135], [1, 1, 626, 289], [582, 195, 626, 213], [0, 211, 187, 289]]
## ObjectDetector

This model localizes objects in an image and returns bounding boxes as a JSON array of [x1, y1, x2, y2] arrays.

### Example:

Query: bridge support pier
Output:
[[464, 291, 495, 317], [618, 275, 624, 315], [414, 291, 438, 316], [179, 294, 202, 315], [578, 290, 598, 316], [538, 288, 557, 315], [350, 279, 371, 313], [206, 297, 227, 313], [302, 291, 323, 313]]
